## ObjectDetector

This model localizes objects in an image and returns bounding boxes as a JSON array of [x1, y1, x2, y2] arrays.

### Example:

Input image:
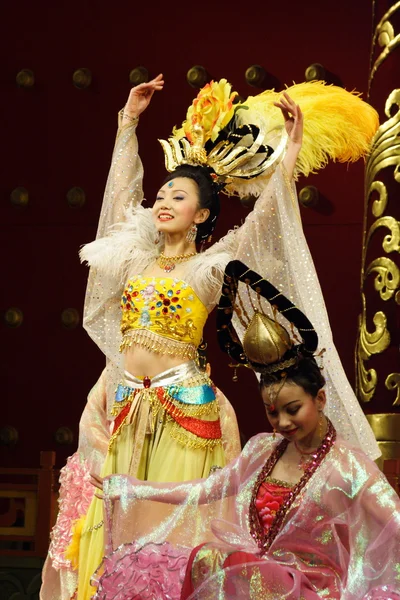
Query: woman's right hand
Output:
[[122, 73, 164, 125]]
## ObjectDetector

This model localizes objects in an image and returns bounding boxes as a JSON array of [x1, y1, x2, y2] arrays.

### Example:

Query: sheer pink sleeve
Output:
[[102, 434, 275, 553]]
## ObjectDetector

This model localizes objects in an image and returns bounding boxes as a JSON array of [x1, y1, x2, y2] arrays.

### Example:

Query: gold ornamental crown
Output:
[[158, 79, 285, 189]]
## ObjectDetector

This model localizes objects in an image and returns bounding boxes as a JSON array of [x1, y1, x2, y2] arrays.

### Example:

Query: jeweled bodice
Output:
[[120, 276, 208, 358]]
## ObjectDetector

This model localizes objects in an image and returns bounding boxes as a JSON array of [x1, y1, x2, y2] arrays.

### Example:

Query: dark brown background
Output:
[[1, 1, 376, 468]]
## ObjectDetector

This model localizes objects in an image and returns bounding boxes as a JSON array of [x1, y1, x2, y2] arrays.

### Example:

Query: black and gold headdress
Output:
[[159, 79, 285, 193], [159, 78, 379, 198], [217, 260, 318, 375]]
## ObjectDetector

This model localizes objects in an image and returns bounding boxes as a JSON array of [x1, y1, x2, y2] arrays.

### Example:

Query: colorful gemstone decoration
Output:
[[121, 278, 204, 336], [143, 376, 151, 388]]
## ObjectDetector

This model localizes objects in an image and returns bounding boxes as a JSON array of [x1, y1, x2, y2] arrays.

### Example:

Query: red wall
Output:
[[1, 1, 374, 467]]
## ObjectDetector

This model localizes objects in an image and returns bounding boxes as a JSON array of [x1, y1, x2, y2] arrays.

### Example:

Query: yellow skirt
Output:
[[73, 361, 227, 600]]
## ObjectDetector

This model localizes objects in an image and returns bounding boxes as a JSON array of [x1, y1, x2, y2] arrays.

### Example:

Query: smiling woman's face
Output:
[[262, 382, 326, 444], [152, 177, 209, 236]]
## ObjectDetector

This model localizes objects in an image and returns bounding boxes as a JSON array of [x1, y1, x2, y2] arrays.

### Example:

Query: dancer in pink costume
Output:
[[91, 263, 400, 599]]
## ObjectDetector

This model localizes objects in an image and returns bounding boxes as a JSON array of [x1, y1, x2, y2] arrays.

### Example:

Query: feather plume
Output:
[[79, 205, 159, 282], [236, 81, 379, 178], [186, 246, 235, 309]]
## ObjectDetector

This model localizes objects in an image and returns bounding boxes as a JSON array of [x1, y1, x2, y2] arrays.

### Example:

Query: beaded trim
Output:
[[264, 476, 293, 489], [249, 420, 336, 554], [109, 384, 221, 451], [120, 329, 198, 360]]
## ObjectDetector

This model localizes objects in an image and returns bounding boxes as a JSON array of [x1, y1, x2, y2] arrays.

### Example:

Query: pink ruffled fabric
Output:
[[92, 541, 190, 600], [48, 452, 94, 570]]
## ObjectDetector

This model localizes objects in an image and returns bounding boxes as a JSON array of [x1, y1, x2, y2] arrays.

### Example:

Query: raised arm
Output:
[[273, 91, 303, 181], [80, 76, 164, 363], [206, 92, 304, 283], [97, 74, 165, 238]]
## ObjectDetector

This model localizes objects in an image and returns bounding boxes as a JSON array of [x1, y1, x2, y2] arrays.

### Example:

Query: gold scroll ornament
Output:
[[369, 1, 400, 93], [356, 89, 400, 404]]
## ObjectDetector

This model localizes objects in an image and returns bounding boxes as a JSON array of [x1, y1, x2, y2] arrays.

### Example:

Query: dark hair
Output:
[[259, 353, 325, 398], [162, 164, 220, 244]]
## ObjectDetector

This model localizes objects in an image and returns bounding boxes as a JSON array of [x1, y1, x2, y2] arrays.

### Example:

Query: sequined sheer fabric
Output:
[[96, 434, 400, 599], [79, 116, 379, 461]]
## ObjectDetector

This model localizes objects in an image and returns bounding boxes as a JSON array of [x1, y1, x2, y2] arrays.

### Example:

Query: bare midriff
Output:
[[124, 345, 192, 378]]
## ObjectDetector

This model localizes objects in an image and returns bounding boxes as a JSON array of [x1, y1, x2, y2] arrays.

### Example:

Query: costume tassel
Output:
[[64, 515, 85, 570]]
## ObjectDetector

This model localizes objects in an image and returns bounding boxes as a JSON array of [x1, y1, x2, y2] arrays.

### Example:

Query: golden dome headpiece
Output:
[[216, 260, 319, 375], [159, 79, 379, 198]]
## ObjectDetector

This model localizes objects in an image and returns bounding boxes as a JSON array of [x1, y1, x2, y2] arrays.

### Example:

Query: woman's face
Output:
[[152, 177, 209, 236], [262, 382, 326, 445]]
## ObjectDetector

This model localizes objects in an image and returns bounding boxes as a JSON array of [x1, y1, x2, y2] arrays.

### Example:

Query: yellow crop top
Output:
[[120, 276, 208, 359]]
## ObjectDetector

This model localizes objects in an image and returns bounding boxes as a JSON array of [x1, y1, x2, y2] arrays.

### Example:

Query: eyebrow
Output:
[[264, 400, 301, 410], [158, 188, 188, 194]]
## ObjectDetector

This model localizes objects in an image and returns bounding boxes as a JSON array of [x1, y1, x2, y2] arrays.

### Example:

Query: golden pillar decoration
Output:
[[356, 2, 400, 474], [356, 89, 400, 405], [368, 1, 400, 94]]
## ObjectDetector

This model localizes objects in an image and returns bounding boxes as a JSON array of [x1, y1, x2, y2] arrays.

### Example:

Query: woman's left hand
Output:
[[274, 92, 303, 146], [90, 473, 104, 499]]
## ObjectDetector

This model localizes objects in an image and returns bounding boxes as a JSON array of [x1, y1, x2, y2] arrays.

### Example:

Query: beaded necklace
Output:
[[156, 251, 197, 273], [249, 419, 336, 554]]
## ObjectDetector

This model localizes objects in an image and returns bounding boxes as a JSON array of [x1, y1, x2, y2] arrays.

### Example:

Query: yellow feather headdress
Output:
[[159, 79, 379, 197]]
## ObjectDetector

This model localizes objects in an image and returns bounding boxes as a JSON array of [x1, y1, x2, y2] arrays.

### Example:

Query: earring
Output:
[[318, 411, 324, 439], [186, 223, 197, 243], [273, 428, 276, 440]]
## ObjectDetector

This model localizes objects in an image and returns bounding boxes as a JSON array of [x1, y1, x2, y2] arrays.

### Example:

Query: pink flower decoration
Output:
[[48, 453, 94, 570]]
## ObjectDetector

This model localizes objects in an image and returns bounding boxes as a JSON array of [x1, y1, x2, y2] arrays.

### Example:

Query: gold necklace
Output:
[[157, 251, 197, 273], [294, 419, 327, 471]]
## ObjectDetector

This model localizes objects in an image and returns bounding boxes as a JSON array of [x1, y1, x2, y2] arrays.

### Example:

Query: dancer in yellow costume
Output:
[[41, 74, 380, 600]]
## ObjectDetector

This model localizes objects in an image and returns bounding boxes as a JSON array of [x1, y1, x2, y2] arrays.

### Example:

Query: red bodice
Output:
[[255, 478, 293, 533]]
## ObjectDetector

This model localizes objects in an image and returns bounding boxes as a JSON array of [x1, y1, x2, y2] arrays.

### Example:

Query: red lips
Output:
[[283, 428, 298, 436]]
